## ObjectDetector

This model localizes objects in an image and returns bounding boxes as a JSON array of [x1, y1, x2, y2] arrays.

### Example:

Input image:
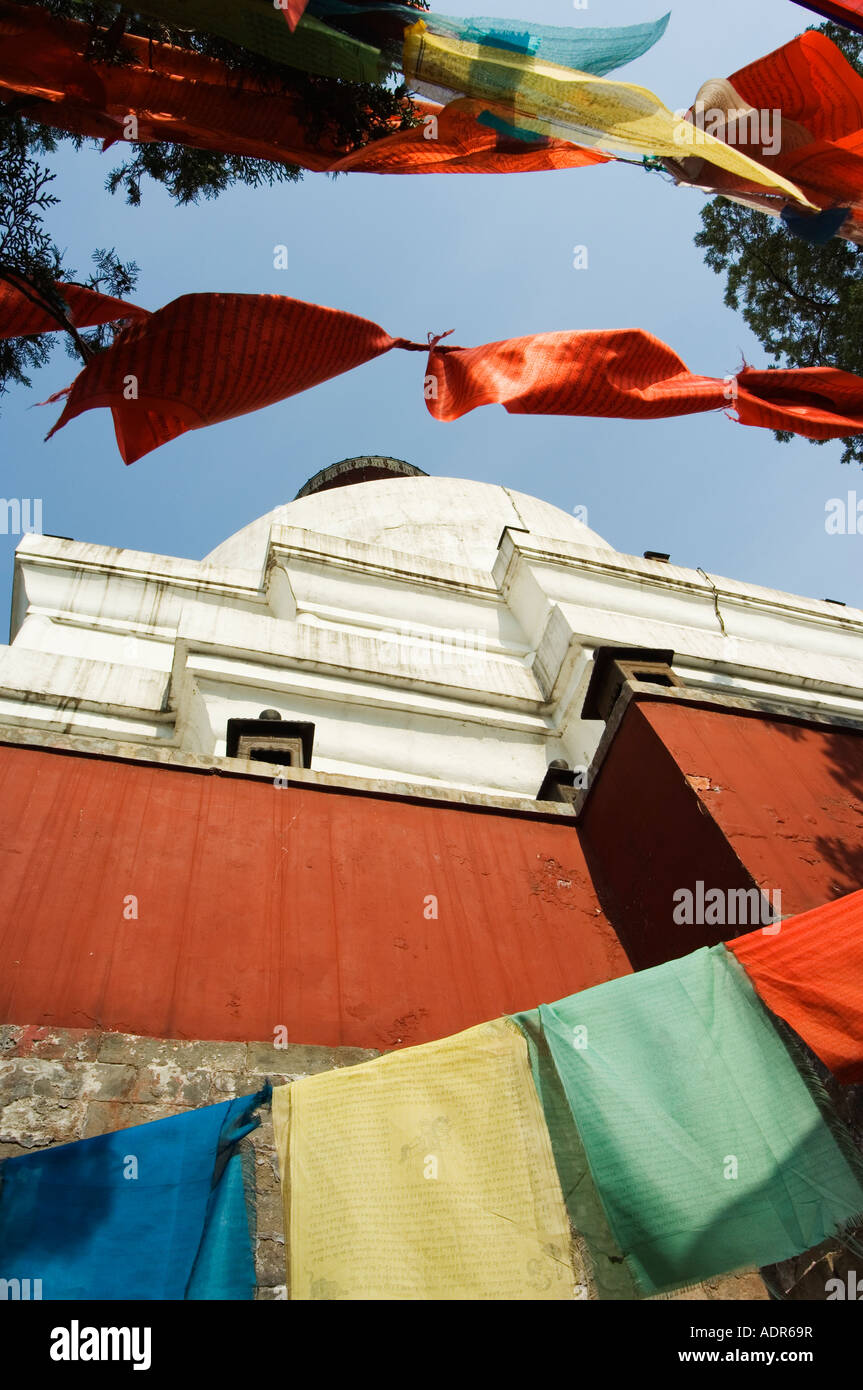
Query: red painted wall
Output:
[[580, 695, 863, 970], [639, 700, 863, 915], [579, 701, 765, 970], [0, 744, 630, 1048]]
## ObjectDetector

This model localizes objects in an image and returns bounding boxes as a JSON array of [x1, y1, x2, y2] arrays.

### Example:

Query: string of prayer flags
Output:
[[401, 20, 814, 204], [13, 0, 857, 243], [425, 327, 863, 439], [0, 1, 809, 207], [729, 887, 863, 1084], [6, 0, 818, 216], [0, 2, 600, 178], [309, 3, 673, 77], [267, 895, 863, 1300], [42, 293, 863, 463], [532, 946, 863, 1295], [273, 1018, 581, 1299], [790, 0, 863, 35], [0, 277, 147, 341], [0, 1088, 269, 1299]]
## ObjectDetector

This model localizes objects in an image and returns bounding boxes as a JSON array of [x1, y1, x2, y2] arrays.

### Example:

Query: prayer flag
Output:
[[402, 21, 814, 204], [790, 1, 863, 36], [538, 946, 863, 1294], [729, 888, 863, 1084], [274, 1019, 580, 1299], [0, 1089, 268, 1299], [0, 277, 147, 341]]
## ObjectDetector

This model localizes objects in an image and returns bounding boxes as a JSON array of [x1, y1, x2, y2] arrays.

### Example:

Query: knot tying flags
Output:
[[390, 330, 456, 353]]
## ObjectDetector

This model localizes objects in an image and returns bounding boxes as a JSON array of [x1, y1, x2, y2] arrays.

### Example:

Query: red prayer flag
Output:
[[0, 0, 345, 174], [45, 294, 397, 464], [331, 99, 610, 176], [277, 0, 310, 30], [734, 364, 863, 438], [731, 29, 863, 144], [728, 887, 863, 1083], [43, 295, 863, 463], [671, 31, 863, 242], [790, 0, 863, 36], [425, 328, 863, 441], [425, 330, 722, 422], [0, 278, 147, 341]]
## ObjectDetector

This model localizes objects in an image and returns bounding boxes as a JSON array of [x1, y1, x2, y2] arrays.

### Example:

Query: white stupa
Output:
[[3, 457, 862, 800]]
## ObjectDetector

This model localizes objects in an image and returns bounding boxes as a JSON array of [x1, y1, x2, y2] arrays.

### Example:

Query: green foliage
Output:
[[696, 199, 863, 369], [694, 22, 863, 466], [105, 146, 302, 207], [0, 123, 62, 398], [0, 114, 140, 401]]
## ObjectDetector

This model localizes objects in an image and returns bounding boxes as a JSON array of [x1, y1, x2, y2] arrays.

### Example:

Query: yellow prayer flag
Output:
[[273, 1018, 580, 1300], [402, 21, 815, 208]]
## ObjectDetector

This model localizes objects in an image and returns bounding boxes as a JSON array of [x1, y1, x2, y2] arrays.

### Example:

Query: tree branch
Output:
[[749, 247, 834, 316]]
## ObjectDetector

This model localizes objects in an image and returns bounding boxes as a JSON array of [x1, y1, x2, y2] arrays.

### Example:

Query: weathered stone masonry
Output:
[[0, 1025, 377, 1299]]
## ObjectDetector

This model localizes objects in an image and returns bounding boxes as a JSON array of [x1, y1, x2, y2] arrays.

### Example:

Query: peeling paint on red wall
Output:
[[639, 701, 863, 914], [579, 696, 863, 971], [578, 701, 761, 970]]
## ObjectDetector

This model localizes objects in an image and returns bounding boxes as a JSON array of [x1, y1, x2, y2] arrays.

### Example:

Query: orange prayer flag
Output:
[[424, 329, 863, 440], [42, 295, 863, 463], [672, 32, 863, 239], [0, 277, 147, 341], [0, 0, 344, 173], [731, 29, 863, 143], [728, 888, 863, 1083], [426, 329, 729, 422], [734, 364, 863, 439], [278, 0, 311, 31], [730, 30, 863, 227], [428, 328, 722, 419], [331, 98, 611, 175], [45, 294, 397, 464]]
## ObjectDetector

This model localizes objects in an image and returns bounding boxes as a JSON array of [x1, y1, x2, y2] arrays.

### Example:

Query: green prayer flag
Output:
[[539, 945, 863, 1295], [111, 0, 386, 82], [513, 1009, 640, 1300]]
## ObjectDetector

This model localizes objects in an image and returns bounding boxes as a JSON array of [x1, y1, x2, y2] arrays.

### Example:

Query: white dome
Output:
[[205, 475, 612, 571]]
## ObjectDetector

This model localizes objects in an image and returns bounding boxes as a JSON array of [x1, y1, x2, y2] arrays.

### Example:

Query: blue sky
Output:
[[3, 0, 861, 633]]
